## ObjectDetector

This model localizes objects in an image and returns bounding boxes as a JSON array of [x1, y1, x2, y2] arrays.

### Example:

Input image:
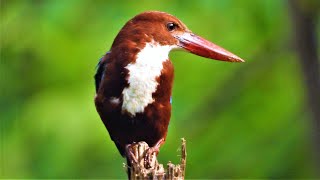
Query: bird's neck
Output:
[[121, 41, 176, 116]]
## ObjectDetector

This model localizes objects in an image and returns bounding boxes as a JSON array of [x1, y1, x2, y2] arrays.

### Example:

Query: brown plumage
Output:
[[94, 11, 243, 159]]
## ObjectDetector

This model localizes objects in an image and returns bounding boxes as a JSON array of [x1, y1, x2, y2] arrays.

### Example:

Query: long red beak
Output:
[[175, 33, 244, 62]]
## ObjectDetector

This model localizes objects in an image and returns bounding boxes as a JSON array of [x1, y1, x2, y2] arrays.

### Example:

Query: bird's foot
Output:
[[125, 143, 138, 164], [144, 138, 165, 168]]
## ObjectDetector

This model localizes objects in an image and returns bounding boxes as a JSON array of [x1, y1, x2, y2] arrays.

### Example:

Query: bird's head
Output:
[[111, 11, 244, 63]]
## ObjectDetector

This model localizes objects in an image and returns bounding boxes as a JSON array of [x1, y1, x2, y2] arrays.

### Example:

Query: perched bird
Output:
[[94, 11, 243, 162]]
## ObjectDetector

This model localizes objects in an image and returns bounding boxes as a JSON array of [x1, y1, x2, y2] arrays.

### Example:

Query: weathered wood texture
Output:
[[125, 138, 186, 180]]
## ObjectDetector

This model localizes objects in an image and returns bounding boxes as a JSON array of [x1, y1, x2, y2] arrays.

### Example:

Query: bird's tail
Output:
[[126, 157, 132, 179]]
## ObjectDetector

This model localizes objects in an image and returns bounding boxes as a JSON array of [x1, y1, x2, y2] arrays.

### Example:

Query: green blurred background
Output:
[[1, 0, 319, 178]]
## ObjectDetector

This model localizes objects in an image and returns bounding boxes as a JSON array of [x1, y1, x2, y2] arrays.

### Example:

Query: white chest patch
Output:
[[122, 41, 177, 116]]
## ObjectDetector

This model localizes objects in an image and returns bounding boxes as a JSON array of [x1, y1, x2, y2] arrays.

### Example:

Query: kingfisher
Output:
[[94, 11, 244, 164]]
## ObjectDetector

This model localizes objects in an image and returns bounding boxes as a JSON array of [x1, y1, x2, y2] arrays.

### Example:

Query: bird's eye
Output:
[[166, 22, 177, 31]]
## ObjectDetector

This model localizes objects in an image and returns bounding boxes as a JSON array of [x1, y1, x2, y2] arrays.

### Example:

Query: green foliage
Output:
[[1, 0, 318, 178]]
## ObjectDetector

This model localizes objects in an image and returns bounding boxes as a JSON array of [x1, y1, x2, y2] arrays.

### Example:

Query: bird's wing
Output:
[[94, 52, 110, 93]]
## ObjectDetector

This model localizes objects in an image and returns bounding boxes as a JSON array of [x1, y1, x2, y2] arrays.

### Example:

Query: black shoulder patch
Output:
[[94, 52, 110, 93]]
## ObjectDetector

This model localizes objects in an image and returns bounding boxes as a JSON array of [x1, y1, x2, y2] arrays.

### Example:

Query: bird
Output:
[[94, 11, 244, 166]]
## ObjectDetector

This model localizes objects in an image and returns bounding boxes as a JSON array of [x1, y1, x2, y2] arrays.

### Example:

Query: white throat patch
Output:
[[122, 41, 177, 116]]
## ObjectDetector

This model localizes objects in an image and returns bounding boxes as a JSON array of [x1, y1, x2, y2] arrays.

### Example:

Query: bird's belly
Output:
[[107, 102, 171, 147]]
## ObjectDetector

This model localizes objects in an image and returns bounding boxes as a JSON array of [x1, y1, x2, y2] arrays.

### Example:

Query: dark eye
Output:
[[166, 22, 177, 31]]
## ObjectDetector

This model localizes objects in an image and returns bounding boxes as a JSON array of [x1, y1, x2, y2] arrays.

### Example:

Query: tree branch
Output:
[[125, 139, 187, 179]]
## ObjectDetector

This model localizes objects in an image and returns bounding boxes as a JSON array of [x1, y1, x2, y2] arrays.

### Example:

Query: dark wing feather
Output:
[[94, 52, 110, 93]]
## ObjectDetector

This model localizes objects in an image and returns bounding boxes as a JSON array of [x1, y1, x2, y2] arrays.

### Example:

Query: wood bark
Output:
[[125, 139, 186, 180]]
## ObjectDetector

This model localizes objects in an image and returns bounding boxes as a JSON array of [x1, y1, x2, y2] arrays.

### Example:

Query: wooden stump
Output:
[[125, 138, 187, 180]]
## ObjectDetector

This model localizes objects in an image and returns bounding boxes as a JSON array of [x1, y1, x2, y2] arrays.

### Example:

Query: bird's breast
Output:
[[121, 41, 176, 117]]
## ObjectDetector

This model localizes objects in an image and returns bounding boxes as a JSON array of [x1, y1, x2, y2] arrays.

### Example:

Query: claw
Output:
[[143, 138, 165, 168], [144, 146, 159, 168], [125, 144, 138, 165]]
